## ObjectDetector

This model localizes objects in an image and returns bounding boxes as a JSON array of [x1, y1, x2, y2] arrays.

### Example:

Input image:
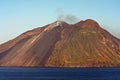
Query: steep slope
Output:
[[0, 21, 69, 66], [45, 19, 120, 67], [0, 19, 120, 67]]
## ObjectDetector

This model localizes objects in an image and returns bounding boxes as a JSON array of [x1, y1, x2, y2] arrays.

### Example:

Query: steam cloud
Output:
[[56, 9, 79, 24]]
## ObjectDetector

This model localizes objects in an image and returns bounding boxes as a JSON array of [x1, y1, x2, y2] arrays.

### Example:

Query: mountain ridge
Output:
[[0, 19, 120, 67]]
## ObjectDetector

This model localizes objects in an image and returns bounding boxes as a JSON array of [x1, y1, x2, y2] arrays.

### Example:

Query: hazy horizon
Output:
[[0, 0, 120, 44]]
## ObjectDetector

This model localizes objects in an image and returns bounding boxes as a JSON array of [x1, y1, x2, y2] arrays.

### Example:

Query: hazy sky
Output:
[[0, 0, 120, 44]]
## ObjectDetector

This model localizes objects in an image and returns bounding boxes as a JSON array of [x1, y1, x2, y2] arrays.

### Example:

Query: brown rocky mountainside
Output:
[[0, 19, 120, 67]]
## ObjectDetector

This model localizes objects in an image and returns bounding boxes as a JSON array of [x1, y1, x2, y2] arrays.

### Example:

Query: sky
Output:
[[0, 0, 120, 44]]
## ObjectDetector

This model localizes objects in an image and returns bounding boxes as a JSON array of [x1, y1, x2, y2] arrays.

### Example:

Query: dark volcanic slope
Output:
[[0, 19, 120, 67]]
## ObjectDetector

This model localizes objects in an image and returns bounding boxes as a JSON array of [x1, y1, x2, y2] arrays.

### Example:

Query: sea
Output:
[[0, 67, 120, 80]]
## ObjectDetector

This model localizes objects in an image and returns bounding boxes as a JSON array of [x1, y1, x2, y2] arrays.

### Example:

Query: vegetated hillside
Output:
[[0, 19, 120, 67]]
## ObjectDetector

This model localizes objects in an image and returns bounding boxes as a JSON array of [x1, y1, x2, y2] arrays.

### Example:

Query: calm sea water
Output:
[[0, 67, 120, 80]]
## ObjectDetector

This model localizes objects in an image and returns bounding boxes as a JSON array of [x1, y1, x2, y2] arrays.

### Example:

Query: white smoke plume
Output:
[[56, 9, 79, 24]]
